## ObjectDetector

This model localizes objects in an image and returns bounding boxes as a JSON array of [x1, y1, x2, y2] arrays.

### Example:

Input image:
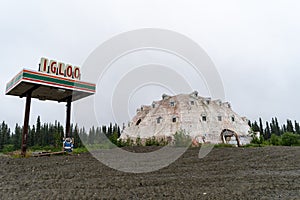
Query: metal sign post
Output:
[[65, 97, 72, 138], [5, 58, 96, 157], [21, 91, 32, 157]]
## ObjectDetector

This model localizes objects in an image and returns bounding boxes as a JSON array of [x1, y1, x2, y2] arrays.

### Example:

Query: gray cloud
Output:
[[1, 0, 300, 129]]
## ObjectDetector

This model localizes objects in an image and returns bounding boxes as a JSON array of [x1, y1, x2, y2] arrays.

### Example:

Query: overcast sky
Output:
[[1, 0, 300, 129]]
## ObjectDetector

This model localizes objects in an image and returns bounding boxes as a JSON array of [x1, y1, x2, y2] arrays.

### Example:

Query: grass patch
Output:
[[9, 151, 32, 158], [242, 143, 264, 148], [72, 147, 89, 154]]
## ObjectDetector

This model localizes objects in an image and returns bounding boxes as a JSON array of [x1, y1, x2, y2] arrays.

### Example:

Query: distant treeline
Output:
[[249, 118, 300, 146], [249, 117, 300, 139], [0, 116, 299, 152], [0, 116, 121, 152]]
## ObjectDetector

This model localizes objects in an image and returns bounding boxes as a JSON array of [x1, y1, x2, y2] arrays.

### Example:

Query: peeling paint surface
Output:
[[121, 91, 252, 145]]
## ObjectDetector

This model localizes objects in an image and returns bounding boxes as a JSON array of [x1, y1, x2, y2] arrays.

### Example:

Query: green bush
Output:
[[117, 137, 134, 147], [144, 136, 168, 146], [173, 130, 191, 147], [72, 146, 88, 154], [2, 144, 14, 153], [135, 136, 142, 146], [145, 136, 159, 146], [270, 134, 281, 146], [281, 132, 300, 146], [251, 135, 264, 145], [109, 132, 119, 146], [159, 137, 169, 146]]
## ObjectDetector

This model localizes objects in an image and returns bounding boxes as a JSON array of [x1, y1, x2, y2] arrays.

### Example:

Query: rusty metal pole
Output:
[[65, 97, 72, 138], [21, 91, 32, 157]]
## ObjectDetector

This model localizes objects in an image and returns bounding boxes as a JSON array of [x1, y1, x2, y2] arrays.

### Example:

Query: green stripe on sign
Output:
[[6, 72, 23, 92], [23, 72, 95, 91]]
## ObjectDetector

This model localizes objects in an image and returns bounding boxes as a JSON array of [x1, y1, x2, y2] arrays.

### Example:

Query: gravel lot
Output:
[[0, 146, 299, 199]]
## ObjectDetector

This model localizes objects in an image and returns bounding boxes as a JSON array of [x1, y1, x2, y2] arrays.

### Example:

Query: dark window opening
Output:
[[172, 117, 177, 123], [218, 116, 222, 121], [170, 101, 175, 107], [190, 101, 194, 105], [136, 119, 142, 126], [157, 117, 162, 124], [202, 116, 207, 122], [231, 116, 235, 122]]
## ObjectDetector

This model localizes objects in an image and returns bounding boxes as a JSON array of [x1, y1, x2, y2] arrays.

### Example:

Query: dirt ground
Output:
[[0, 146, 299, 200]]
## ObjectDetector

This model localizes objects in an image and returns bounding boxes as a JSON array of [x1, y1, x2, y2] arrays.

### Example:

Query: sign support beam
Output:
[[6, 66, 95, 156], [21, 91, 32, 157], [65, 97, 72, 138]]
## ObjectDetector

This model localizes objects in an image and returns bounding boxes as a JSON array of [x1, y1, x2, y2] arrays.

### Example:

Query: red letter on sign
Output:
[[66, 64, 73, 78], [39, 57, 49, 73], [49, 60, 57, 75], [58, 62, 65, 76], [73, 66, 80, 80]]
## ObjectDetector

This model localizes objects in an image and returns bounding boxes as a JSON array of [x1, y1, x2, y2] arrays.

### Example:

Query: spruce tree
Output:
[[295, 121, 300, 135], [282, 125, 287, 133], [265, 122, 271, 140], [275, 118, 281, 135], [79, 127, 88, 144], [286, 119, 294, 133], [251, 121, 260, 132], [36, 116, 41, 146], [259, 118, 264, 137], [102, 125, 107, 135], [88, 126, 96, 144], [73, 124, 81, 148], [271, 118, 281, 136], [29, 125, 36, 147], [0, 121, 10, 150], [13, 124, 22, 150], [95, 127, 102, 144], [53, 122, 62, 148]]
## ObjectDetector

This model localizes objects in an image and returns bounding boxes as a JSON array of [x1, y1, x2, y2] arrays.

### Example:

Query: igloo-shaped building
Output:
[[120, 91, 252, 146]]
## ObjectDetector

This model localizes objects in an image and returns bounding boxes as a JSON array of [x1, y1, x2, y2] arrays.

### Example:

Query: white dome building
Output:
[[120, 91, 252, 146]]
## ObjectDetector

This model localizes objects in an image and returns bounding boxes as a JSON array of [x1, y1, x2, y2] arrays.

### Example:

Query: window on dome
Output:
[[172, 117, 177, 123], [231, 116, 235, 122]]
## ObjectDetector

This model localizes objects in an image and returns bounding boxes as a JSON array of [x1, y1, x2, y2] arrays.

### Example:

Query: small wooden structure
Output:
[[32, 151, 66, 157], [6, 66, 96, 156]]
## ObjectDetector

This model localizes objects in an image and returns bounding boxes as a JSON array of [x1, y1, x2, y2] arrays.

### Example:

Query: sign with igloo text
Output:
[[39, 57, 81, 80]]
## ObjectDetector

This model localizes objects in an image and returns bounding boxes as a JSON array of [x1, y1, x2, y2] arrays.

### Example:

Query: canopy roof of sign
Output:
[[6, 69, 96, 102]]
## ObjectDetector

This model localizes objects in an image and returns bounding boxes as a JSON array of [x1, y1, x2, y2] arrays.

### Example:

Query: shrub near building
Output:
[[281, 132, 300, 146]]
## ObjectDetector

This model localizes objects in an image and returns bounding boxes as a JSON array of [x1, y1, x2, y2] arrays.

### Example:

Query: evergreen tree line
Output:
[[0, 116, 65, 151], [0, 116, 121, 152], [249, 117, 300, 146], [79, 122, 121, 146], [1, 116, 299, 152]]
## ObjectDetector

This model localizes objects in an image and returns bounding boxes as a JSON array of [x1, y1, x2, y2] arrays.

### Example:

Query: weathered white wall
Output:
[[120, 91, 252, 145]]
